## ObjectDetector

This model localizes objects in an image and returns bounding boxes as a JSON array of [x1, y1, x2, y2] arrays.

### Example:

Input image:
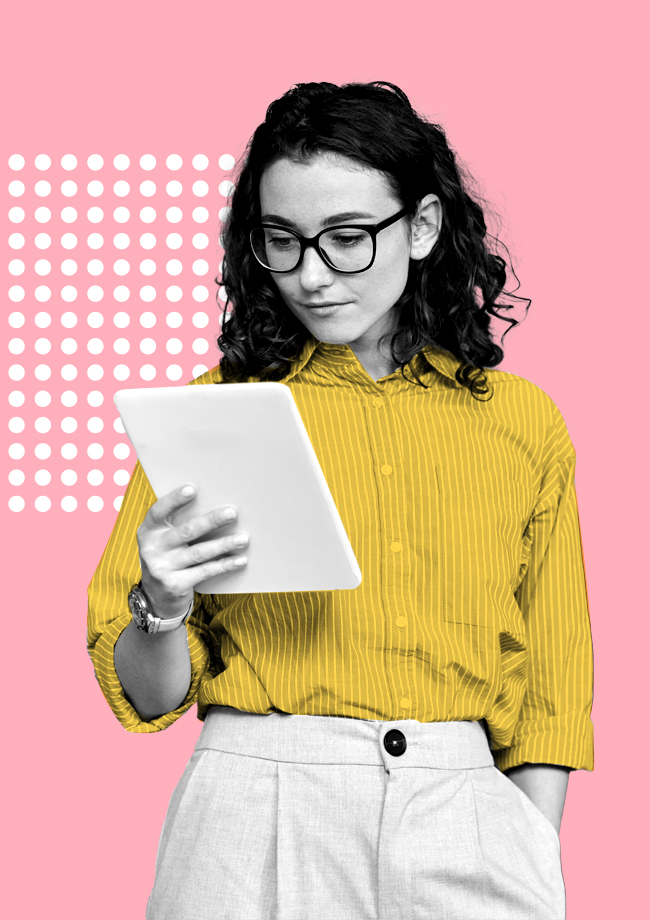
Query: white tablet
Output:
[[114, 383, 362, 594]]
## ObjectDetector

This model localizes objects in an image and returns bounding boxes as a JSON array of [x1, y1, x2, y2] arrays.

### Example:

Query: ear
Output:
[[409, 194, 442, 261]]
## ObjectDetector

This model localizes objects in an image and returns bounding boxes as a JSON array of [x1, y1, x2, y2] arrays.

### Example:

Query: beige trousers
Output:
[[146, 705, 565, 920]]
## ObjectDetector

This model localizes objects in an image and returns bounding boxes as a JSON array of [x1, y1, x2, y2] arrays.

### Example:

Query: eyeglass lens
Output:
[[251, 227, 374, 272]]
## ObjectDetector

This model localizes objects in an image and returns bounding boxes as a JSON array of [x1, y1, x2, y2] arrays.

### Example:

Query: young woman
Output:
[[88, 81, 594, 920]]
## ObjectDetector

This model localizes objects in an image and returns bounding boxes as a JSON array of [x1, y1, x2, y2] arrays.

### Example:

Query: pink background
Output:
[[2, 1, 647, 917]]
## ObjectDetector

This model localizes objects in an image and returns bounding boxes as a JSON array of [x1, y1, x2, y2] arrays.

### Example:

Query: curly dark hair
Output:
[[216, 81, 530, 399]]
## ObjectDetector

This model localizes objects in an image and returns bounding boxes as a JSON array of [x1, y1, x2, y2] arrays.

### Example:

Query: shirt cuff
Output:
[[492, 710, 594, 772], [88, 614, 210, 733]]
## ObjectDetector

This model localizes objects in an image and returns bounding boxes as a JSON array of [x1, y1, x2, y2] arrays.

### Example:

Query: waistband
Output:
[[196, 706, 496, 770]]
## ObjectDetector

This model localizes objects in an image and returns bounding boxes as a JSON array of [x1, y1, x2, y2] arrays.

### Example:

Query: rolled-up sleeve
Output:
[[87, 459, 211, 733], [493, 408, 595, 773]]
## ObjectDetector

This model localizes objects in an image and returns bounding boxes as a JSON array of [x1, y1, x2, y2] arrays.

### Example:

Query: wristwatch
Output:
[[128, 581, 194, 634]]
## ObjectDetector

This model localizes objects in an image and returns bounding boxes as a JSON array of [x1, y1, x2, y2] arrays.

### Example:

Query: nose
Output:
[[298, 244, 334, 291]]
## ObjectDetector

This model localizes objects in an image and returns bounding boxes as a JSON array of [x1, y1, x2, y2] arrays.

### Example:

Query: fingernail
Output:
[[181, 485, 195, 497], [222, 508, 236, 521]]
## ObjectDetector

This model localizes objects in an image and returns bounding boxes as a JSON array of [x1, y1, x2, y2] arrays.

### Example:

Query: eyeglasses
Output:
[[249, 206, 410, 274]]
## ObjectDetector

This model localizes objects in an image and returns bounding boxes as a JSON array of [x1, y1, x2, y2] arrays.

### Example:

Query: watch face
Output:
[[129, 588, 149, 631]]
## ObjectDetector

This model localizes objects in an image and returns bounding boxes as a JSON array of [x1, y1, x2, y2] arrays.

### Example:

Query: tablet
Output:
[[114, 383, 362, 594]]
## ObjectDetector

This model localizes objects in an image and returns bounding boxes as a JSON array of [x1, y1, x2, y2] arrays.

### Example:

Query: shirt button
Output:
[[373, 396, 383, 408], [390, 541, 402, 553], [395, 616, 407, 627], [383, 729, 407, 756], [399, 697, 411, 709], [381, 464, 393, 476]]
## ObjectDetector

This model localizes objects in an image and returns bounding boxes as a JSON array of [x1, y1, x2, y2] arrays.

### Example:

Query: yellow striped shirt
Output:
[[87, 336, 594, 772]]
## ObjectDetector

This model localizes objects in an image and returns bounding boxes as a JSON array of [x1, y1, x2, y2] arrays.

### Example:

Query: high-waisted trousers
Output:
[[146, 705, 566, 920]]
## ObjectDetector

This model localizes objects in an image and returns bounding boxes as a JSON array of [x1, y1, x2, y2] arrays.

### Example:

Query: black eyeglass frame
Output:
[[250, 206, 411, 274]]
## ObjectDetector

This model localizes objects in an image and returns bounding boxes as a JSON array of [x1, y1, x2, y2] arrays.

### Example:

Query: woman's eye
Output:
[[331, 233, 365, 247], [268, 236, 297, 249]]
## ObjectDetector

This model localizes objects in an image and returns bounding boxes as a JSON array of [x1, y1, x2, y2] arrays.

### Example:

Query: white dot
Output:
[[9, 365, 25, 380], [35, 364, 51, 380], [8, 391, 25, 407], [114, 364, 130, 380], [140, 154, 156, 170], [9, 496, 25, 512], [219, 154, 235, 170], [114, 233, 130, 249], [140, 311, 156, 327], [114, 469, 130, 486], [192, 207, 209, 223], [61, 285, 77, 302], [9, 443, 25, 459], [87, 312, 103, 328], [114, 207, 130, 223], [192, 233, 209, 249], [61, 417, 77, 433], [35, 153, 51, 170], [218, 180, 235, 197], [113, 259, 130, 276], [192, 259, 209, 275], [37, 233, 53, 248], [61, 259, 77, 275], [166, 207, 182, 223], [166, 364, 183, 380], [88, 285, 104, 301], [35, 390, 51, 407], [9, 470, 25, 486], [193, 181, 209, 197], [166, 233, 182, 249], [193, 364, 209, 377], [35, 260, 51, 275], [114, 495, 124, 511], [140, 207, 156, 223], [166, 311, 182, 328], [61, 443, 77, 459], [166, 259, 182, 276], [114, 180, 130, 197], [166, 338, 182, 354], [88, 155, 104, 170], [114, 154, 130, 170], [35, 469, 51, 485], [166, 285, 182, 302], [35, 180, 51, 197], [166, 154, 182, 170], [35, 417, 51, 433], [35, 496, 52, 512], [113, 312, 130, 328], [113, 416, 125, 433], [61, 338, 77, 354], [140, 232, 156, 249], [61, 364, 78, 380], [114, 285, 130, 302], [61, 154, 77, 170], [9, 207, 25, 222], [192, 311, 209, 328], [193, 285, 209, 302], [87, 180, 104, 197], [113, 338, 130, 354], [166, 180, 182, 197], [88, 469, 104, 485], [9, 338, 24, 354], [35, 285, 52, 302], [114, 442, 131, 459], [9, 233, 25, 249], [140, 180, 156, 197], [61, 180, 77, 197], [219, 207, 231, 222], [61, 470, 77, 485], [61, 312, 78, 328], [140, 285, 156, 302], [9, 180, 25, 196], [140, 337, 156, 354], [61, 496, 77, 512], [9, 260, 25, 275], [140, 364, 156, 380], [87, 390, 103, 407], [35, 443, 51, 459], [9, 312, 25, 328], [88, 257, 105, 274], [87, 232, 104, 249], [35, 337, 51, 354], [86, 207, 102, 223], [87, 443, 104, 459], [88, 496, 104, 512], [9, 417, 25, 433], [87, 338, 103, 355], [87, 417, 104, 433], [61, 390, 77, 407], [140, 259, 156, 275], [9, 286, 25, 302], [9, 154, 25, 170], [35, 207, 51, 223]]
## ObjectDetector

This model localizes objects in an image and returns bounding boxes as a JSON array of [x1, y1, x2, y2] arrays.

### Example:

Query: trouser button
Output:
[[383, 729, 407, 756]]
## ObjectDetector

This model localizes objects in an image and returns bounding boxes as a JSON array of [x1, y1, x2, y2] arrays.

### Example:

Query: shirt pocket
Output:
[[436, 466, 533, 628]]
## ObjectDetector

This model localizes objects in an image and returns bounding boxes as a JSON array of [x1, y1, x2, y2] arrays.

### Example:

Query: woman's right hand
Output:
[[136, 483, 248, 620]]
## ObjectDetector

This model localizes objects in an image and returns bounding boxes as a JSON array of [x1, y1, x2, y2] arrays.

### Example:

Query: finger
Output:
[[145, 483, 199, 529], [175, 531, 248, 569], [171, 552, 248, 593], [164, 505, 239, 549]]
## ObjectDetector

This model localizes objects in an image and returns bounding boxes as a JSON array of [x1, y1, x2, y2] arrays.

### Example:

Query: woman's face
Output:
[[258, 153, 435, 357]]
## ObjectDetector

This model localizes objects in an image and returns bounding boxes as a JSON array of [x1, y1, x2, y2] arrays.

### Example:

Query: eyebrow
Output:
[[260, 211, 376, 229]]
